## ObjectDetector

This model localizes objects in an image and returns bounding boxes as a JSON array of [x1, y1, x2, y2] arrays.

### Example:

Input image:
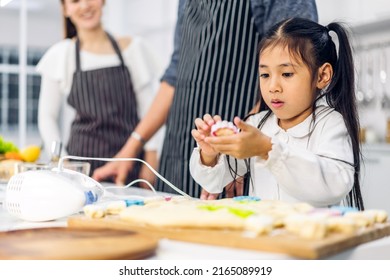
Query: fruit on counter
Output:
[[4, 151, 24, 160], [0, 137, 41, 162], [19, 145, 41, 162]]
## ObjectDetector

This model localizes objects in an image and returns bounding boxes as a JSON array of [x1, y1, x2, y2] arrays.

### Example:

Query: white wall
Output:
[[317, 0, 390, 25], [104, 0, 179, 70], [0, 5, 61, 48], [0, 0, 178, 65]]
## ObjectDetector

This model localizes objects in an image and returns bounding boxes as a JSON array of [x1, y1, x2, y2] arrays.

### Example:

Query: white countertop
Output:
[[1, 183, 390, 260]]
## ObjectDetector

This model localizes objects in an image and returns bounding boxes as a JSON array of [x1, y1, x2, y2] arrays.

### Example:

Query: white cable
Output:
[[104, 179, 158, 200], [101, 192, 147, 201], [58, 155, 192, 198], [124, 179, 158, 195], [103, 179, 157, 194], [103, 180, 158, 201]]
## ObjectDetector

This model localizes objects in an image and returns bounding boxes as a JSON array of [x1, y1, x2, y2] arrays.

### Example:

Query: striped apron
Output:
[[157, 0, 260, 197], [67, 33, 140, 178]]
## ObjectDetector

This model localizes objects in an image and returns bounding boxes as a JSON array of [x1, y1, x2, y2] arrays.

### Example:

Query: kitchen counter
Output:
[[1, 183, 390, 260]]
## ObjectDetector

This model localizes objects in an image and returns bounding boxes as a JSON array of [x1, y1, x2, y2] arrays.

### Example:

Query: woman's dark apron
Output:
[[67, 33, 140, 179], [157, 0, 260, 197]]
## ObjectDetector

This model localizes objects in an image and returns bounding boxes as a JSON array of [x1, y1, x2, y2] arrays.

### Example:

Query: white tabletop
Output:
[[1, 183, 390, 260]]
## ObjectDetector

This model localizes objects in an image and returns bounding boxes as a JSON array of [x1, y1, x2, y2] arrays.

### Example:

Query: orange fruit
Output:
[[20, 145, 41, 162], [4, 151, 23, 161]]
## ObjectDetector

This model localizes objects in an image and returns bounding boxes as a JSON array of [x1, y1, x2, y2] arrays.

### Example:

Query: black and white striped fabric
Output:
[[67, 33, 140, 176], [157, 0, 259, 197]]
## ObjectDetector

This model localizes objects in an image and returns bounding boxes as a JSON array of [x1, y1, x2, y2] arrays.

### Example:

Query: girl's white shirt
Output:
[[190, 106, 355, 207], [36, 36, 164, 158]]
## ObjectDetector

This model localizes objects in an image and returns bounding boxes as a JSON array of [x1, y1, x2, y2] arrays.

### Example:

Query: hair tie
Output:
[[324, 25, 330, 32]]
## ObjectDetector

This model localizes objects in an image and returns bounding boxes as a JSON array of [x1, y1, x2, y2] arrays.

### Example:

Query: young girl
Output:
[[190, 17, 364, 210]]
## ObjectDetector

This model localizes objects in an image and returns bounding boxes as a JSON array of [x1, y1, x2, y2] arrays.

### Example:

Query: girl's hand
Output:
[[205, 117, 272, 160], [191, 114, 221, 163]]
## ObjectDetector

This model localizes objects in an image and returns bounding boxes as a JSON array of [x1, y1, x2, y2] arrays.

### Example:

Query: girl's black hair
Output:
[[230, 17, 364, 210], [60, 0, 77, 39]]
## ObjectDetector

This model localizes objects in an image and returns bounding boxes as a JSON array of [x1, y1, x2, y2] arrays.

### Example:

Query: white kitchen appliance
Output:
[[4, 168, 104, 222], [3, 156, 190, 222]]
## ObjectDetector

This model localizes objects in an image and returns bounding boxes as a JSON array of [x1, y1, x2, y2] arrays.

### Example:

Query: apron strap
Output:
[[106, 32, 126, 67], [75, 38, 82, 72], [74, 32, 125, 72]]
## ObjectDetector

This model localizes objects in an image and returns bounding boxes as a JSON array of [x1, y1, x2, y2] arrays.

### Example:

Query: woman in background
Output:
[[37, 0, 163, 184]]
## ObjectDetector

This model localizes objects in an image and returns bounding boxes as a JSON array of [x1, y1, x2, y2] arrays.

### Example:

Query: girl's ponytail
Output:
[[326, 22, 364, 210]]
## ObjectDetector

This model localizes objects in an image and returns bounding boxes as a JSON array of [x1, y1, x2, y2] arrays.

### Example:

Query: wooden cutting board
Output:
[[68, 215, 390, 259], [0, 227, 158, 260]]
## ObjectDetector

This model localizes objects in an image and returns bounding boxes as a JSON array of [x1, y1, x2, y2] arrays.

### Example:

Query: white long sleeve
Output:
[[189, 106, 355, 207], [189, 149, 248, 194], [37, 75, 75, 158]]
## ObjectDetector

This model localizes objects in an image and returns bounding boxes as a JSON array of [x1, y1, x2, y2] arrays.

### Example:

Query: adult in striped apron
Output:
[[156, 0, 259, 197], [156, 0, 318, 198], [67, 33, 140, 178]]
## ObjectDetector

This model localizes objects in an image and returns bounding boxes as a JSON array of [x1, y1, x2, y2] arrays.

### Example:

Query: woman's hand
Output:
[[92, 131, 144, 185], [92, 160, 134, 185]]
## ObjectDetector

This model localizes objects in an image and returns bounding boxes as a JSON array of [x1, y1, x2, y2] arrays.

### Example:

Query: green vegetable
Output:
[[0, 136, 19, 154]]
